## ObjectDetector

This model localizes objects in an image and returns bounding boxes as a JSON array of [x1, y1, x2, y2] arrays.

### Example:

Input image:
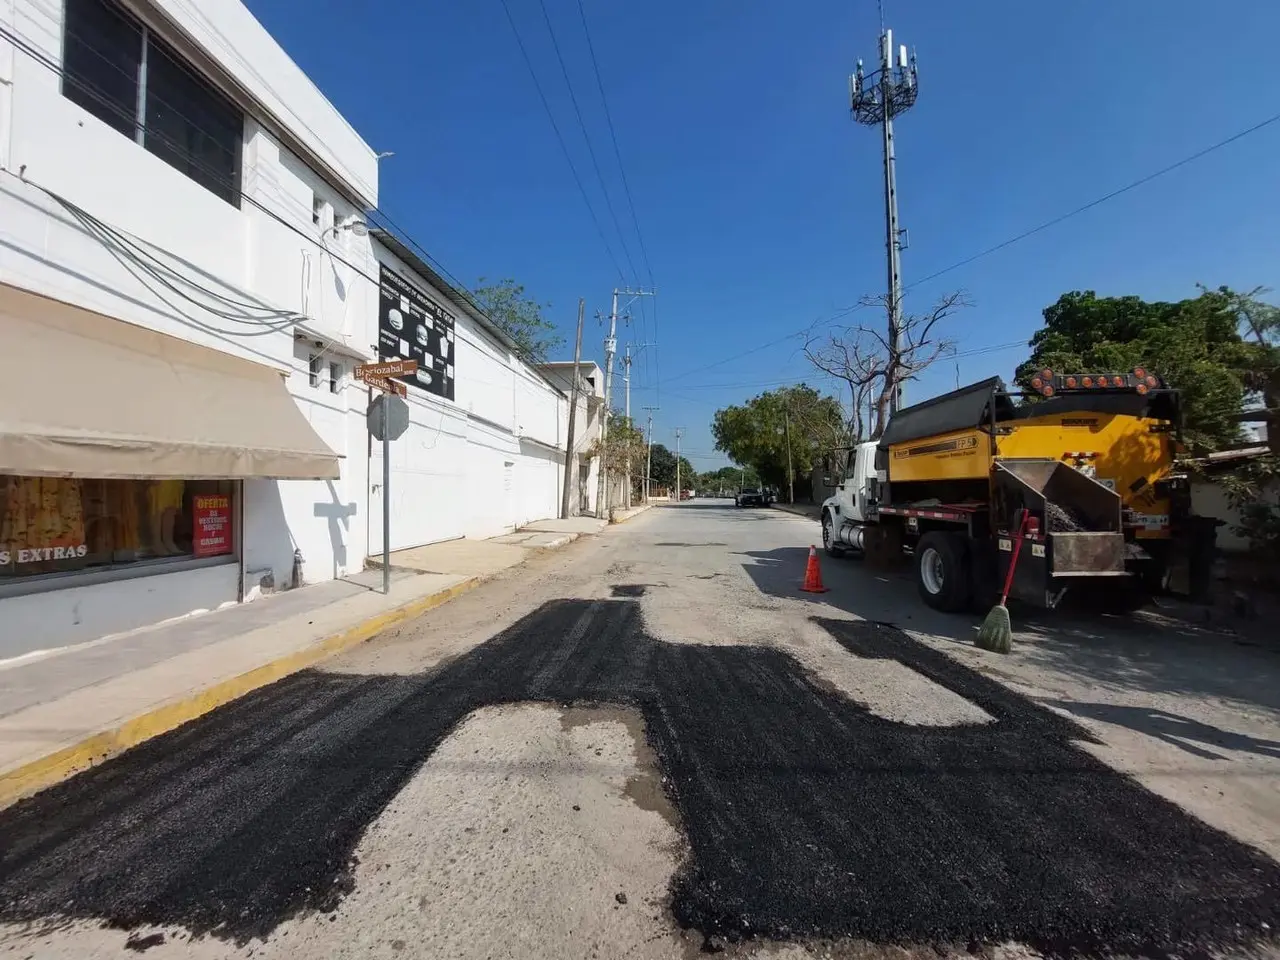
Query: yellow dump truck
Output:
[[820, 369, 1217, 612]]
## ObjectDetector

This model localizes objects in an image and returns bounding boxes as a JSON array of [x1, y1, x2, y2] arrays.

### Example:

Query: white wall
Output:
[[371, 244, 568, 548], [1, 562, 240, 657], [1191, 479, 1276, 554], [0, 0, 380, 635]]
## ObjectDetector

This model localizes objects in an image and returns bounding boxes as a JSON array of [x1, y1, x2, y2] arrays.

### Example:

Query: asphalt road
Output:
[[2, 500, 1279, 960]]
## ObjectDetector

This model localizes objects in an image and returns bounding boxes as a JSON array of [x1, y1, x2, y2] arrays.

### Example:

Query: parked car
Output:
[[736, 488, 765, 508], [763, 487, 777, 506]]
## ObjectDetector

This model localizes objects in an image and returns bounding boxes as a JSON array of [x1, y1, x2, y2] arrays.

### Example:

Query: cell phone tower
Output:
[[849, 14, 918, 412]]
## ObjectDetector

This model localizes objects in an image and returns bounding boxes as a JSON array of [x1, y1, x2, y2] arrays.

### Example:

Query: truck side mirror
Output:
[[822, 475, 837, 488]]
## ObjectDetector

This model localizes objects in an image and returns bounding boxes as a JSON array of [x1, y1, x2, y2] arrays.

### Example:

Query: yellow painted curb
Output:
[[0, 576, 480, 811]]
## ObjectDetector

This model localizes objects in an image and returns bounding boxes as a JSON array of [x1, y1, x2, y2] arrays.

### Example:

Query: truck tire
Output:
[[915, 532, 971, 613], [822, 511, 846, 558]]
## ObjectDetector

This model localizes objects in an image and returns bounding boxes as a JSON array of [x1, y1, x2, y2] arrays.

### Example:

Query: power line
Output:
[[906, 109, 1280, 291], [534, 0, 637, 283], [497, 0, 625, 280], [662, 109, 1280, 386], [660, 332, 808, 385], [572, 0, 660, 400], [661, 301, 871, 385], [575, 0, 655, 290], [0, 19, 552, 364]]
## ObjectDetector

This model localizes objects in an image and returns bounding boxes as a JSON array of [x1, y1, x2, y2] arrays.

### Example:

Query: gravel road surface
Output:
[[2, 500, 1279, 960]]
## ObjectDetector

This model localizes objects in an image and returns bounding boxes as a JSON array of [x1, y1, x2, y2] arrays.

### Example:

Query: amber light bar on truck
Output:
[[1028, 367, 1164, 398]]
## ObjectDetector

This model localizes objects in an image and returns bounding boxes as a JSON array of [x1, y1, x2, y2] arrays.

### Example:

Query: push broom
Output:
[[976, 511, 1033, 654]]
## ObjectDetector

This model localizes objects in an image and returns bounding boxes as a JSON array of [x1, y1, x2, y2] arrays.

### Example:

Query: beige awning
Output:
[[0, 284, 341, 480]]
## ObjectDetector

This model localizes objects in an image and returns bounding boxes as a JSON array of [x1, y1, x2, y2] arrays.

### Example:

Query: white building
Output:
[[0, 0, 569, 657], [369, 231, 571, 548]]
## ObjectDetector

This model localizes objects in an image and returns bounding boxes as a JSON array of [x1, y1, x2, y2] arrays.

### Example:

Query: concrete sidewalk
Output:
[[0, 517, 604, 809]]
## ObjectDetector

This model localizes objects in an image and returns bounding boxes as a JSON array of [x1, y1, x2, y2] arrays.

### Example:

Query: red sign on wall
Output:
[[192, 494, 233, 557]]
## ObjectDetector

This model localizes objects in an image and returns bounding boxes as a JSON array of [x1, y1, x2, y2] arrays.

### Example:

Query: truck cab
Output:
[[820, 440, 880, 556]]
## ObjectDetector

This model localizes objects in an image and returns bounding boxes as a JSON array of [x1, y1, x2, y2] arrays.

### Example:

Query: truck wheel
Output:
[[822, 512, 846, 558], [915, 532, 971, 612]]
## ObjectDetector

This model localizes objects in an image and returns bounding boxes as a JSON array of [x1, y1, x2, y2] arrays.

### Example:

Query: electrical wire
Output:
[[575, 0, 659, 392], [0, 19, 548, 366], [906, 109, 1280, 292], [576, 0, 654, 290], [54, 192, 299, 322], [660, 110, 1280, 387], [535, 0, 637, 282], [18, 7, 491, 338], [497, 0, 625, 281], [56, 186, 300, 340]]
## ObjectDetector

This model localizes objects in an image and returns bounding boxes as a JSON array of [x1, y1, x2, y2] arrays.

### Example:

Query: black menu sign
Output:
[[377, 264, 456, 401]]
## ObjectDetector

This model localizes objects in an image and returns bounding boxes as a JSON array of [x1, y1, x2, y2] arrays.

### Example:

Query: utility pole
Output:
[[784, 406, 794, 504], [622, 341, 654, 510], [622, 343, 633, 509], [642, 405, 659, 504], [595, 290, 619, 519], [850, 16, 918, 413], [561, 298, 585, 519], [674, 427, 685, 502], [595, 287, 653, 518]]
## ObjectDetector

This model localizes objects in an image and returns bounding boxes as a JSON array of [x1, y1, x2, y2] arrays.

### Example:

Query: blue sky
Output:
[[247, 0, 1280, 471]]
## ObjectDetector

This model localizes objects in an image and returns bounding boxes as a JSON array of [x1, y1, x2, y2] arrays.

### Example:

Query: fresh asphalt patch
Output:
[[1, 603, 1277, 957]]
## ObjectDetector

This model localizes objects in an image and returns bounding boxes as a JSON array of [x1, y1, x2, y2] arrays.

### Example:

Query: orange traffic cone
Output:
[[800, 544, 829, 593]]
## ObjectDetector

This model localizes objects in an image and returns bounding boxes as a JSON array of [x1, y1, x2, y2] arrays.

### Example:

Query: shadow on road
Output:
[[1039, 700, 1280, 761], [2, 603, 1278, 957], [737, 545, 1280, 716]]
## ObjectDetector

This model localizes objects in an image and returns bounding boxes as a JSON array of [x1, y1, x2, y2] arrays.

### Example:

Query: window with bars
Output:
[[62, 0, 244, 206]]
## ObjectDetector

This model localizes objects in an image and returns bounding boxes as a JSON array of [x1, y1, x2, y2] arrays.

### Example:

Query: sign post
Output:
[[382, 399, 390, 595], [356, 360, 417, 593]]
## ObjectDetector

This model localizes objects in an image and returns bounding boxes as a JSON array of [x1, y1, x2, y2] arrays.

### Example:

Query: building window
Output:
[[62, 0, 243, 205], [329, 361, 342, 394], [309, 353, 322, 387], [312, 195, 331, 229], [1, 477, 236, 582]]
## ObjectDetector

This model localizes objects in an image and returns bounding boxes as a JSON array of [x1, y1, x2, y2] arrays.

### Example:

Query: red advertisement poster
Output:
[[192, 494, 232, 557]]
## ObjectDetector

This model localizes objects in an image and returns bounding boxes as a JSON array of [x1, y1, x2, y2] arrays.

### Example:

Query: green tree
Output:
[[711, 384, 844, 498], [472, 278, 565, 363], [1228, 286, 1280, 453], [588, 413, 645, 477], [1014, 287, 1253, 452], [698, 465, 759, 493], [648, 443, 678, 488]]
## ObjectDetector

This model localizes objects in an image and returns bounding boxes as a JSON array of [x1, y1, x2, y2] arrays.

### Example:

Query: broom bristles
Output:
[[976, 602, 1012, 654]]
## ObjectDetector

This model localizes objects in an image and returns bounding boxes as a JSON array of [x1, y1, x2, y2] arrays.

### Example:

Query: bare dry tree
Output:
[[804, 326, 884, 442], [805, 291, 968, 439]]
